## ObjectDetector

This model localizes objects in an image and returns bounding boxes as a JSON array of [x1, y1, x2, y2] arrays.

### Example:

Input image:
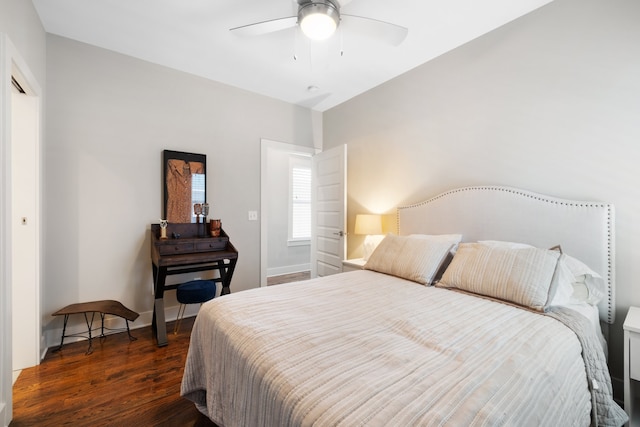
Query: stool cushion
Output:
[[176, 280, 216, 304]]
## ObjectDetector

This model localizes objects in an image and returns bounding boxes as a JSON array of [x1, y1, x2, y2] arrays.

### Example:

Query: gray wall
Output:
[[43, 35, 319, 342], [324, 0, 640, 392]]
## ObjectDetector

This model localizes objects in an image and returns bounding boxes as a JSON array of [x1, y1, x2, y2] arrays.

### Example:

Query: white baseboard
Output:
[[0, 402, 7, 427], [267, 263, 310, 277]]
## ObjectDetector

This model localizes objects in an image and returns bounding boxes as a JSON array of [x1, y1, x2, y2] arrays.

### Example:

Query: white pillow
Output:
[[409, 234, 463, 253], [364, 234, 454, 285], [564, 255, 606, 305], [571, 283, 591, 302], [478, 240, 531, 249], [438, 242, 561, 311], [547, 254, 576, 306], [408, 234, 463, 282], [478, 240, 572, 307], [478, 241, 606, 306]]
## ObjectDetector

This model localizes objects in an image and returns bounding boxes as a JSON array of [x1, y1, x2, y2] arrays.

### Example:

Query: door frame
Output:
[[260, 139, 319, 287]]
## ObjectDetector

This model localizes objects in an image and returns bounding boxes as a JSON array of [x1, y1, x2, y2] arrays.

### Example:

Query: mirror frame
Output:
[[162, 150, 206, 223]]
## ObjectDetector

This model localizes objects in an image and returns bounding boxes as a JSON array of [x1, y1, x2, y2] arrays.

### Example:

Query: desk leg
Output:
[[154, 297, 168, 347], [152, 264, 169, 347], [219, 259, 237, 296]]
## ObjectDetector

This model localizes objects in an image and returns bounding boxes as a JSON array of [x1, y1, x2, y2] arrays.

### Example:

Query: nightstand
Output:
[[624, 306, 640, 425], [342, 258, 366, 272]]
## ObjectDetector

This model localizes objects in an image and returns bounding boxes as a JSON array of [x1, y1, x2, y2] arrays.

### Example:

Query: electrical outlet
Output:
[[248, 211, 258, 221]]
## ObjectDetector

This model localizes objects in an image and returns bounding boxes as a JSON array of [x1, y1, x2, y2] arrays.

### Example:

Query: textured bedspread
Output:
[[181, 270, 622, 427], [545, 307, 627, 426]]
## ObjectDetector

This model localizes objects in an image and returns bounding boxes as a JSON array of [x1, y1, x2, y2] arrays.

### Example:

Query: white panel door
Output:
[[11, 90, 40, 370], [311, 145, 346, 278]]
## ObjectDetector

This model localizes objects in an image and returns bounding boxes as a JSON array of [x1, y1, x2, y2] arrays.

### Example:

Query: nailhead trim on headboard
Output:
[[397, 186, 615, 324]]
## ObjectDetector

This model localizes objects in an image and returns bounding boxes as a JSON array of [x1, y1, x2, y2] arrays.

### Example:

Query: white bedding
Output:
[[565, 302, 608, 356], [181, 270, 620, 426]]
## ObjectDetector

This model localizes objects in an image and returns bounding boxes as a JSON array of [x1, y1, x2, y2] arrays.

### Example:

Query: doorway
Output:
[[260, 139, 319, 287]]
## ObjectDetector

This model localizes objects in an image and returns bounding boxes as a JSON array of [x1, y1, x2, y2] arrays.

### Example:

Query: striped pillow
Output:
[[437, 243, 560, 311], [364, 234, 454, 285]]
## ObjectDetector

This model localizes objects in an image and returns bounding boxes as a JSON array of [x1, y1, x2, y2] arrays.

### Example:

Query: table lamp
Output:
[[355, 214, 384, 261]]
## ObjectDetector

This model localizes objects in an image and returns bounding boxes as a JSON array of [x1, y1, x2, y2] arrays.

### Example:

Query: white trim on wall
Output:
[[0, 32, 11, 427]]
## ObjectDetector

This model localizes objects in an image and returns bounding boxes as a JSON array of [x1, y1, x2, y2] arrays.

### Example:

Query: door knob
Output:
[[333, 231, 344, 237]]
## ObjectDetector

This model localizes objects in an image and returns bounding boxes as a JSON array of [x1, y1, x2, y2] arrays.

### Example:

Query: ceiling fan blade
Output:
[[230, 16, 297, 37], [341, 14, 408, 46]]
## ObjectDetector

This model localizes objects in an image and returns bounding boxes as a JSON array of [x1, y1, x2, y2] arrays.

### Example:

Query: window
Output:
[[289, 156, 311, 244]]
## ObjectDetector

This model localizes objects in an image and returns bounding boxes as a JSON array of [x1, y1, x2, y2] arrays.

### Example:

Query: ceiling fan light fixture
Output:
[[299, 1, 340, 41]]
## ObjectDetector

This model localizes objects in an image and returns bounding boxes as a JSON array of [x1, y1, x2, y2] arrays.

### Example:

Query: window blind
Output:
[[291, 166, 311, 240]]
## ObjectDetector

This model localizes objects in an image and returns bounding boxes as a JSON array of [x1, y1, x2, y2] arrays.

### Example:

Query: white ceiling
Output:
[[32, 0, 553, 112]]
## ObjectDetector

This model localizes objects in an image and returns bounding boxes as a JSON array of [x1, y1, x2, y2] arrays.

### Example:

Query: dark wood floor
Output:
[[11, 274, 310, 426], [267, 271, 310, 286], [11, 317, 216, 427]]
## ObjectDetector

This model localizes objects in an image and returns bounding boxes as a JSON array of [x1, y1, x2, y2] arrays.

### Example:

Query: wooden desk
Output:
[[150, 223, 238, 347]]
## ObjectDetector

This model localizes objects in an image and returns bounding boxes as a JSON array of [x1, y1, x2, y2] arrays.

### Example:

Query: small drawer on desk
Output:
[[196, 239, 228, 252], [630, 333, 640, 380], [157, 242, 195, 255]]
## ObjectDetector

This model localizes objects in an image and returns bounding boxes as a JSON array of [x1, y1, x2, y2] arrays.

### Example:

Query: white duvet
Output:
[[182, 270, 616, 426]]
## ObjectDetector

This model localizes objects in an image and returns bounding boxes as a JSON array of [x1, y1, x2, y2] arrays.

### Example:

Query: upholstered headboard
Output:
[[397, 186, 616, 324]]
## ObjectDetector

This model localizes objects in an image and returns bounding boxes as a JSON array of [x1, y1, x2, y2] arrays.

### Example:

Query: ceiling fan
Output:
[[230, 0, 408, 46]]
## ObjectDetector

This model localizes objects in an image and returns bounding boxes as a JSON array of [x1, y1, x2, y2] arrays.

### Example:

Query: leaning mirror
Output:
[[163, 150, 206, 223]]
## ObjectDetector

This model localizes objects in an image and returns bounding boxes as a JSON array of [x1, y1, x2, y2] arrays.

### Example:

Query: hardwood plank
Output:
[[267, 271, 310, 286], [10, 317, 217, 426]]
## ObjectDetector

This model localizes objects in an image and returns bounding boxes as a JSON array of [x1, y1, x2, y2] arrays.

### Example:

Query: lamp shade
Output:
[[354, 214, 382, 235]]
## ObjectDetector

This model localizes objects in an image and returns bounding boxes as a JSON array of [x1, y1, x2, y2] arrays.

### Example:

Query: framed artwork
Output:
[[163, 150, 206, 223]]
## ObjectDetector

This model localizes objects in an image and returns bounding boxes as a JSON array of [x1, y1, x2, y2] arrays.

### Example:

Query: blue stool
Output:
[[174, 280, 216, 334]]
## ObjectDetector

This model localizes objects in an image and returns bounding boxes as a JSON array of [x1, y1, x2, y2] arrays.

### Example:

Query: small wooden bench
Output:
[[52, 300, 139, 355]]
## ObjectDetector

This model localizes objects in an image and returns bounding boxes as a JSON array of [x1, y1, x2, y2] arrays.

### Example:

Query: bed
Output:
[[181, 186, 627, 426]]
